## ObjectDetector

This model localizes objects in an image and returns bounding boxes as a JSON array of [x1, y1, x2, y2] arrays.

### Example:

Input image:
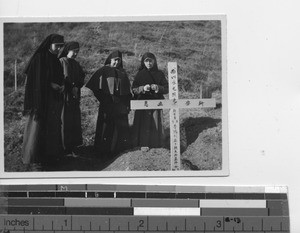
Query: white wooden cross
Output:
[[130, 62, 216, 170]]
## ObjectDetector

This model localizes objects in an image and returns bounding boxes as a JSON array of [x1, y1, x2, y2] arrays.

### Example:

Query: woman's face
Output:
[[144, 58, 154, 70], [49, 43, 64, 54], [67, 49, 79, 59], [110, 57, 121, 67]]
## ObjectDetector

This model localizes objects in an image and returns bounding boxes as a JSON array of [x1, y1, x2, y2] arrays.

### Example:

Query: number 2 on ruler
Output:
[[139, 220, 144, 228]]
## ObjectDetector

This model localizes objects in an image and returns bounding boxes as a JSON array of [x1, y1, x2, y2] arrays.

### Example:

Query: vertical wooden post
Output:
[[200, 83, 203, 98], [168, 62, 180, 170], [14, 60, 17, 91]]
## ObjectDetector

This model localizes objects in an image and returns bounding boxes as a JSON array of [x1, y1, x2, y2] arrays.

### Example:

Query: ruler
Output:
[[0, 185, 289, 233]]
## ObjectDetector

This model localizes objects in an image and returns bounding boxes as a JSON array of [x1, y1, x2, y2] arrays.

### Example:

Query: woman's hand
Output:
[[143, 84, 151, 92], [72, 87, 79, 99], [151, 84, 158, 92], [51, 83, 64, 93]]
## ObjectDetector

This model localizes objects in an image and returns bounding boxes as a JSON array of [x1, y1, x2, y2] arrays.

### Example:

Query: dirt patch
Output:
[[104, 148, 172, 171], [182, 122, 222, 170]]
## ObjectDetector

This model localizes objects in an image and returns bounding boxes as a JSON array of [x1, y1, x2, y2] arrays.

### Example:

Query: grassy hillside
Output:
[[4, 21, 221, 92], [3, 20, 223, 172]]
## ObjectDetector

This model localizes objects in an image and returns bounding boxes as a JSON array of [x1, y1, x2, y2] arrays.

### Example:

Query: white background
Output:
[[0, 0, 300, 232]]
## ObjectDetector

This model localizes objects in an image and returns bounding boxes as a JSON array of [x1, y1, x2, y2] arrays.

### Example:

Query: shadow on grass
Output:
[[40, 145, 137, 172], [40, 145, 110, 171]]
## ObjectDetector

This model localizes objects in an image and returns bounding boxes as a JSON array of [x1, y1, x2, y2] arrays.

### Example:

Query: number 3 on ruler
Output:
[[216, 220, 222, 228]]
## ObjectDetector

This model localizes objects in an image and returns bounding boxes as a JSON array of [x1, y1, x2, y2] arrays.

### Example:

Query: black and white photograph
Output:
[[1, 16, 228, 177], [1, 0, 300, 231]]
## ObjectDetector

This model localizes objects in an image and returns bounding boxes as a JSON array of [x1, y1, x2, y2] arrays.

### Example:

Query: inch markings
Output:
[[0, 215, 290, 232]]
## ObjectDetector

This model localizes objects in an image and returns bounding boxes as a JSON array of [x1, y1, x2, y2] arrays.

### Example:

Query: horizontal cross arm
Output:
[[130, 98, 216, 110]]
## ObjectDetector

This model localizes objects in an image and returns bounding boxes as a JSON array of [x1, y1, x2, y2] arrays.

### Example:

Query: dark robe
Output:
[[22, 50, 64, 165], [60, 57, 85, 151], [132, 67, 169, 148], [85, 65, 131, 158]]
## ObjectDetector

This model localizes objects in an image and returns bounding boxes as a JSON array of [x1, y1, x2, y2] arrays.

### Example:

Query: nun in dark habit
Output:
[[85, 50, 132, 159], [132, 52, 169, 148], [22, 34, 65, 167], [58, 42, 85, 155]]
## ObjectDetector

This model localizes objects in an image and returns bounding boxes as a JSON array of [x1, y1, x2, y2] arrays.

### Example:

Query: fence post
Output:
[[14, 59, 17, 91]]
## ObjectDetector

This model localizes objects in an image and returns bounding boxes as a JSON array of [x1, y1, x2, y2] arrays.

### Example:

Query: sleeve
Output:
[[132, 72, 145, 95], [92, 89, 102, 102], [59, 58, 73, 90], [76, 63, 85, 88], [85, 68, 103, 92], [157, 71, 169, 94], [23, 53, 43, 115], [59, 58, 68, 78], [123, 93, 132, 111], [120, 71, 132, 96], [132, 86, 145, 95]]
